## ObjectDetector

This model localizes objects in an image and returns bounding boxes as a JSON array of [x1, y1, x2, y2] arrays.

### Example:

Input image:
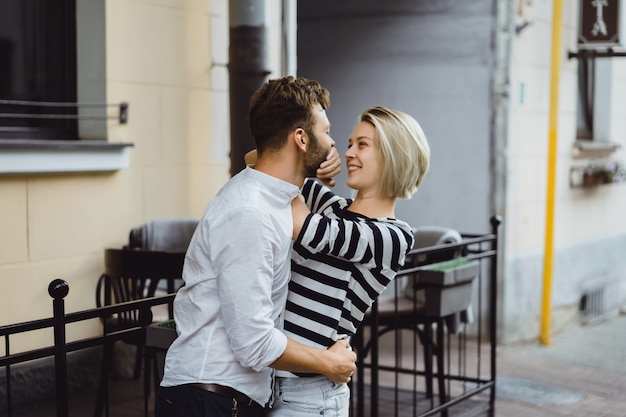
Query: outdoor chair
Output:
[[126, 217, 199, 294], [127, 217, 199, 252], [94, 248, 186, 417]]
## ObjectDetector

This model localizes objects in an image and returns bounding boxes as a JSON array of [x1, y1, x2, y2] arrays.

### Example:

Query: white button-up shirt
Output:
[[160, 167, 299, 406]]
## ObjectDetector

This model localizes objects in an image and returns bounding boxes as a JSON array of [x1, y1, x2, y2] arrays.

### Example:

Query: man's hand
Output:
[[271, 338, 356, 384], [317, 147, 342, 187], [324, 338, 356, 384]]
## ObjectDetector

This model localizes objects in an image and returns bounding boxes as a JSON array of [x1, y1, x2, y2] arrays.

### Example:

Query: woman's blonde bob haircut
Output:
[[359, 106, 430, 199]]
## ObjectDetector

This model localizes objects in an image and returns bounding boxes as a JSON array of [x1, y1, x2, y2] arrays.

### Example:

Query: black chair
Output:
[[127, 217, 199, 252], [355, 227, 464, 415], [126, 217, 199, 294], [94, 248, 186, 417]]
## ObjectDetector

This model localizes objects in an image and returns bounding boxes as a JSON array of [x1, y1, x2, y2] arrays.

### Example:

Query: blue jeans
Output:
[[269, 376, 349, 417]]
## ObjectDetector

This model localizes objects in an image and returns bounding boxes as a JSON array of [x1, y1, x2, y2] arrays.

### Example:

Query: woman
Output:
[[270, 106, 431, 417]]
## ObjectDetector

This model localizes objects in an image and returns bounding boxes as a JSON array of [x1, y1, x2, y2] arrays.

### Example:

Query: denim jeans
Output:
[[268, 375, 349, 417]]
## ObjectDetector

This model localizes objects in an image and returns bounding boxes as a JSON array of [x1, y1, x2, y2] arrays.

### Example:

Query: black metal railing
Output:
[[351, 216, 501, 417], [0, 282, 174, 417], [1, 216, 501, 417], [0, 99, 128, 124]]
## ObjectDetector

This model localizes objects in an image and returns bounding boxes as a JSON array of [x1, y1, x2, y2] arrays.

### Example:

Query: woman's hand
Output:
[[316, 147, 341, 187], [244, 149, 257, 166]]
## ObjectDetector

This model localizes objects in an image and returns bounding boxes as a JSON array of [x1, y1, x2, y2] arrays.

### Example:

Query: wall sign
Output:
[[578, 0, 621, 47]]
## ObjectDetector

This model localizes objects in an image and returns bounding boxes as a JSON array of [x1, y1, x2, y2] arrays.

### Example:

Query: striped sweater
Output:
[[283, 179, 414, 350]]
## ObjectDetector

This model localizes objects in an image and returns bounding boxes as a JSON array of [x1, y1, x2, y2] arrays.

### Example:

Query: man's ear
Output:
[[294, 128, 307, 152]]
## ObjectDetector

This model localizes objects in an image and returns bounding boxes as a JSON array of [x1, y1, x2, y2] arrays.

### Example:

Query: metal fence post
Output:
[[489, 215, 502, 416], [49, 279, 70, 417]]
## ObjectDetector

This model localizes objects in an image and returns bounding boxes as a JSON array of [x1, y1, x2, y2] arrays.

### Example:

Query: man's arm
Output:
[[270, 338, 356, 384]]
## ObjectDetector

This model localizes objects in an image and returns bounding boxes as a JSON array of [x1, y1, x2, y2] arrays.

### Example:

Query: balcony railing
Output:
[[0, 216, 501, 417], [351, 216, 501, 417]]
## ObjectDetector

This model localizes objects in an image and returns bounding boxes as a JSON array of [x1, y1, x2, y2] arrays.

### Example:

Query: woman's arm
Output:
[[291, 196, 310, 239], [297, 211, 414, 273]]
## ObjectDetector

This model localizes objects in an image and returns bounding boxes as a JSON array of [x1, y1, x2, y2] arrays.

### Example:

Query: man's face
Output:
[[303, 104, 335, 176]]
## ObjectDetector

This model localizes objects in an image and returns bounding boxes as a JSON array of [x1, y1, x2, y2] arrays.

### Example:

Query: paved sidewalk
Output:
[[493, 312, 626, 416]]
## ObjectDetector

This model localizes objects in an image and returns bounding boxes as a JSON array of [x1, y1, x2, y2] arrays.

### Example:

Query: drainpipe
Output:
[[281, 0, 297, 76], [492, 0, 513, 343], [229, 0, 270, 176], [540, 0, 564, 346]]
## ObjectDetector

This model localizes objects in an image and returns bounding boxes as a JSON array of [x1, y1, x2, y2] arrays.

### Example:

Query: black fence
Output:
[[0, 283, 174, 417], [1, 216, 500, 417], [351, 216, 501, 417]]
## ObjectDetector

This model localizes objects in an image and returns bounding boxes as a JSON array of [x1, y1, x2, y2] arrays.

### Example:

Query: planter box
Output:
[[418, 259, 479, 317]]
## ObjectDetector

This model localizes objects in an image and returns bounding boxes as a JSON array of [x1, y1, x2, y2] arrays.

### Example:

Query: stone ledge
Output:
[[0, 140, 134, 174]]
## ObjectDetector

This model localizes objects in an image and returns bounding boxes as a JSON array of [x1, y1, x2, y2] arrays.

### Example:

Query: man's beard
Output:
[[303, 131, 330, 178]]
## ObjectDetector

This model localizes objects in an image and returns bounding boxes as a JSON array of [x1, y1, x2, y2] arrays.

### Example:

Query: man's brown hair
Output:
[[249, 76, 330, 154]]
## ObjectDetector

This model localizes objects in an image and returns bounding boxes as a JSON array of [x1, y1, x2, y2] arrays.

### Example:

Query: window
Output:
[[0, 1, 132, 174], [576, 57, 594, 140], [0, 1, 78, 140], [571, 0, 622, 156], [576, 57, 617, 145]]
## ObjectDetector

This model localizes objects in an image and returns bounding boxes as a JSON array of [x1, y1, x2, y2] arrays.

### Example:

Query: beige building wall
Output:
[[0, 0, 286, 352], [504, 0, 626, 340]]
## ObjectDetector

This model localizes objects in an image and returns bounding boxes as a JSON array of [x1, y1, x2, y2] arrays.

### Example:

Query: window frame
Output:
[[0, 0, 133, 175]]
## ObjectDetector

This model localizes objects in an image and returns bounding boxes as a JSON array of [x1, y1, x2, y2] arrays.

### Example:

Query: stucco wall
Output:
[[503, 0, 626, 342], [0, 0, 286, 351]]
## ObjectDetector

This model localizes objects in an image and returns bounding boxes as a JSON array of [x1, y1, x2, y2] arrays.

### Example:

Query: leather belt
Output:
[[188, 383, 259, 407], [293, 372, 323, 377]]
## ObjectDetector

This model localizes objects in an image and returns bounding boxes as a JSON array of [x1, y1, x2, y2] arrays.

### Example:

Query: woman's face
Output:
[[345, 121, 382, 195]]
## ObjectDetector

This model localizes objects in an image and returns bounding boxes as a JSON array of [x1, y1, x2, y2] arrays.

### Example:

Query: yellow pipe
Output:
[[540, 0, 564, 346]]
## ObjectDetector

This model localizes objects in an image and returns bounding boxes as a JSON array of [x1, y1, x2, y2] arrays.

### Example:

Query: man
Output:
[[155, 76, 356, 417]]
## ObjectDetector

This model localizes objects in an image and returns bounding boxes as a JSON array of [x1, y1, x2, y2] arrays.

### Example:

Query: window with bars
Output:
[[0, 0, 78, 140], [0, 1, 132, 174]]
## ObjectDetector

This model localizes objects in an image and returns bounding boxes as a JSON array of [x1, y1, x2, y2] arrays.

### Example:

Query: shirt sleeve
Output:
[[301, 178, 348, 213], [297, 213, 411, 273], [211, 207, 288, 371]]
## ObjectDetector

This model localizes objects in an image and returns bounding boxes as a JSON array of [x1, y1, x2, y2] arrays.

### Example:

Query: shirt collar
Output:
[[243, 166, 300, 201]]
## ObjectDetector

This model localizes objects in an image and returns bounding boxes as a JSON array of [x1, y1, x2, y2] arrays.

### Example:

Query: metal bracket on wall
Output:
[[568, 48, 626, 59], [0, 99, 129, 124]]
